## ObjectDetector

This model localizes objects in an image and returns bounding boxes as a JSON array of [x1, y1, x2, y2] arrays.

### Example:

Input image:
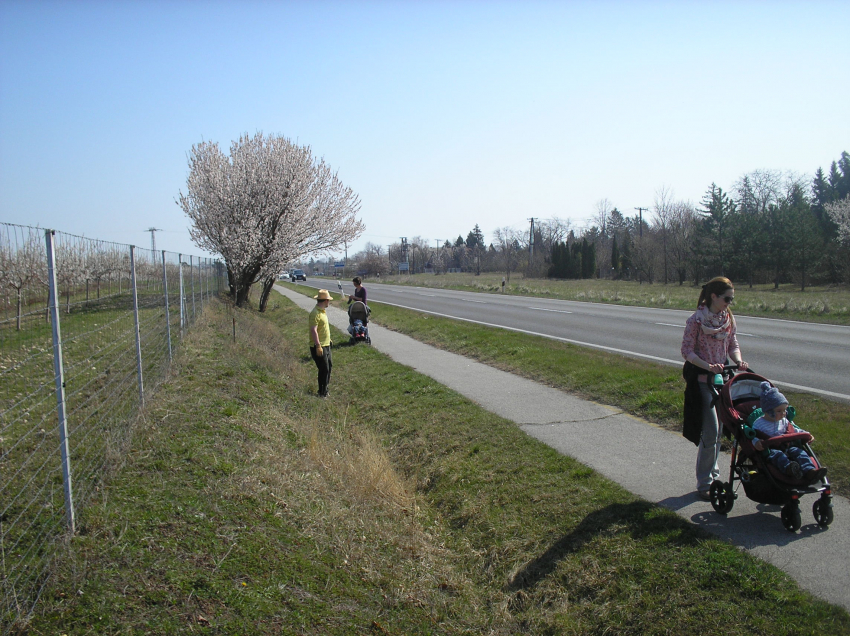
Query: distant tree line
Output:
[[312, 151, 849, 290]]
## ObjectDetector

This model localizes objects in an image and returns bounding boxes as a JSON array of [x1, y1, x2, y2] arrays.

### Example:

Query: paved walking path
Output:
[[276, 285, 850, 611]]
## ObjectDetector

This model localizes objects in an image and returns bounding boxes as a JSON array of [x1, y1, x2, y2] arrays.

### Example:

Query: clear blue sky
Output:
[[2, 0, 848, 261]]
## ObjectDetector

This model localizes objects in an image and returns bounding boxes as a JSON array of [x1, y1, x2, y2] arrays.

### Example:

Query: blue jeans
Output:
[[767, 447, 816, 474]]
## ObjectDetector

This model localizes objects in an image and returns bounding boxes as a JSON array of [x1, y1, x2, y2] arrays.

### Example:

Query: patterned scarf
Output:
[[695, 304, 732, 340]]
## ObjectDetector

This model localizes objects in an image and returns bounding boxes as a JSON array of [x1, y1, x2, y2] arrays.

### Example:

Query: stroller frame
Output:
[[707, 366, 833, 532], [347, 300, 371, 345]]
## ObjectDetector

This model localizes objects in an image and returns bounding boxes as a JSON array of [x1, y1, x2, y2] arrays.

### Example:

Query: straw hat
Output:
[[313, 289, 333, 301]]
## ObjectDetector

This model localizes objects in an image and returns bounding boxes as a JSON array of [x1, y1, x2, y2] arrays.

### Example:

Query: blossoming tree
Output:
[[178, 133, 364, 308]]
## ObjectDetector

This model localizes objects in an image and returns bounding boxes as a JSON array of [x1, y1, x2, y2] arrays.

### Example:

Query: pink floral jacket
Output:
[[681, 308, 740, 367]]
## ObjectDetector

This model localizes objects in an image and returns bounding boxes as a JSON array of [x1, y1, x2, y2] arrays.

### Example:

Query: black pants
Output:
[[310, 344, 332, 396]]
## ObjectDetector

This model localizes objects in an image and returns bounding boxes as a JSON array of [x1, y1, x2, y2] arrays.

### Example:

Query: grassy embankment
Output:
[[378, 273, 850, 325], [23, 292, 849, 635]]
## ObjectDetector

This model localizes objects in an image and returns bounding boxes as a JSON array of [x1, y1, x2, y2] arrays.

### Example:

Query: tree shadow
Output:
[[506, 500, 702, 593]]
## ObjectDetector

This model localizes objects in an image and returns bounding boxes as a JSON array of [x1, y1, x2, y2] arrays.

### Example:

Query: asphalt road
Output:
[[296, 279, 850, 401]]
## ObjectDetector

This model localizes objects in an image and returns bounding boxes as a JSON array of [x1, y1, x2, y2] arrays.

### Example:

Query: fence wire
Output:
[[0, 223, 223, 633]]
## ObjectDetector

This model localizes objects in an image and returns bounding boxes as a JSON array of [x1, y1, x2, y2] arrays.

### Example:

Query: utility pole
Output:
[[634, 207, 648, 285], [146, 227, 162, 259], [528, 217, 538, 275], [400, 237, 409, 275], [633, 208, 648, 237]]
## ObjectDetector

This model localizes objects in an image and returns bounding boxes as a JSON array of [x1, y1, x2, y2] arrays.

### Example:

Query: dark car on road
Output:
[[290, 269, 307, 282]]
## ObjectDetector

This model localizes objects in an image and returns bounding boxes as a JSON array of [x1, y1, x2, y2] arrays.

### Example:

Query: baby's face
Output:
[[768, 404, 788, 420]]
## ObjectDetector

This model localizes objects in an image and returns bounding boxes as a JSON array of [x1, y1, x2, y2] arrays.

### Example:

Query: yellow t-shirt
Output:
[[308, 306, 330, 347]]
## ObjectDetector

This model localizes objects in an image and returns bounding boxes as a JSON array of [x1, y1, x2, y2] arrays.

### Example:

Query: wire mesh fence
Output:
[[0, 223, 224, 632]]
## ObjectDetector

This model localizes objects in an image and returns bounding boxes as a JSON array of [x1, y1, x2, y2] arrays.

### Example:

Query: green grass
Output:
[[377, 273, 850, 324], [1, 290, 199, 629], [19, 294, 850, 634]]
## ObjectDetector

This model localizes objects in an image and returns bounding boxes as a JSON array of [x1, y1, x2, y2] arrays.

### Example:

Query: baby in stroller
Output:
[[347, 300, 371, 345], [751, 382, 827, 482], [709, 368, 833, 532]]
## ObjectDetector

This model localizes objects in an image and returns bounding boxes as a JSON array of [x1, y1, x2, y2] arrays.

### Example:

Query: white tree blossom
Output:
[[0, 227, 46, 329], [177, 133, 364, 307], [826, 195, 850, 246]]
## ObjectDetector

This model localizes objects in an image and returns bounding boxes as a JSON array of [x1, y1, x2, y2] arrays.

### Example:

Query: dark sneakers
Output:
[[805, 467, 828, 483], [786, 462, 804, 480]]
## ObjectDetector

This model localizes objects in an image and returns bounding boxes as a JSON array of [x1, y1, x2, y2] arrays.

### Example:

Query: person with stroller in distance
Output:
[[346, 276, 367, 305], [308, 289, 333, 398], [681, 276, 748, 501], [752, 382, 827, 482]]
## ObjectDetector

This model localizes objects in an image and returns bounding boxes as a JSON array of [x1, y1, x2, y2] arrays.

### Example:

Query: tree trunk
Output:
[[16, 287, 22, 331], [235, 285, 251, 307], [258, 277, 275, 312]]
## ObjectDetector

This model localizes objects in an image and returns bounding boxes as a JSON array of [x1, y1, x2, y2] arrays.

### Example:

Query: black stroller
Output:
[[708, 366, 833, 532], [347, 301, 371, 345]]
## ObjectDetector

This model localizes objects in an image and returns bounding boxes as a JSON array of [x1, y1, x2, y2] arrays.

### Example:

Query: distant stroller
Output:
[[347, 300, 371, 345], [707, 366, 833, 532]]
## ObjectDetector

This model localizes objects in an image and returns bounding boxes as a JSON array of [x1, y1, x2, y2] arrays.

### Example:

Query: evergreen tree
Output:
[[569, 241, 582, 278], [729, 175, 767, 288], [838, 151, 850, 200], [466, 224, 485, 274], [783, 183, 822, 290], [610, 234, 620, 278], [763, 202, 789, 289], [828, 161, 843, 199], [699, 183, 736, 276], [620, 232, 633, 279], [581, 238, 596, 278]]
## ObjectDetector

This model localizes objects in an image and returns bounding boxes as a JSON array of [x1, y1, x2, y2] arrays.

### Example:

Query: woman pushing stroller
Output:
[[681, 276, 748, 501]]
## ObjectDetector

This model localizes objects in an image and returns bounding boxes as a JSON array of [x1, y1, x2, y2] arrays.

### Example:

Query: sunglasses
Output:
[[722, 296, 734, 304]]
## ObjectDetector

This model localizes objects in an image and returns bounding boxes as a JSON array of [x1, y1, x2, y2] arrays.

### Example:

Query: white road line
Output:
[[769, 381, 850, 401], [531, 307, 573, 314], [371, 299, 850, 402], [464, 299, 487, 304]]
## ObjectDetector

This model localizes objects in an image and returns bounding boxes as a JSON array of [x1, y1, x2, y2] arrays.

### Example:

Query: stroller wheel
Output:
[[710, 480, 734, 515], [781, 503, 802, 532], [813, 498, 834, 527]]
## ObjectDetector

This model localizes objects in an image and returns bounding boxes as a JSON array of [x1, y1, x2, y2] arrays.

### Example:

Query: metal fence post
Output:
[[190, 255, 196, 321], [178, 254, 185, 335], [161, 250, 172, 364], [129, 246, 144, 408], [44, 229, 75, 534]]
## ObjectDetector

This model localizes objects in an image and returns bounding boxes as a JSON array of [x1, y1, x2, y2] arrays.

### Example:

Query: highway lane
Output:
[[297, 279, 850, 400]]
